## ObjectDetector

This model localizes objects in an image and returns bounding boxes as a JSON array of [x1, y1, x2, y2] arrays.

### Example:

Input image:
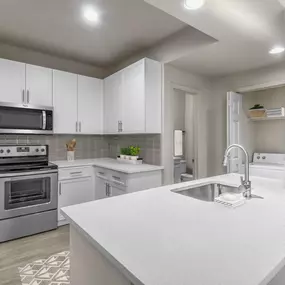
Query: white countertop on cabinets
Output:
[[52, 158, 164, 174], [62, 174, 285, 285]]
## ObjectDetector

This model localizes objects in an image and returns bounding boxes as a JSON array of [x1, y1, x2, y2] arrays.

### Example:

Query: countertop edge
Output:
[[61, 210, 145, 285], [52, 158, 164, 174]]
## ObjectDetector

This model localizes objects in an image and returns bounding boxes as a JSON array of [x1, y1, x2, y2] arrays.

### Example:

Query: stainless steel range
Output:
[[0, 145, 58, 242]]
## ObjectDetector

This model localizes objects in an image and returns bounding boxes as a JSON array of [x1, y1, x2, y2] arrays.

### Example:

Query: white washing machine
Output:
[[241, 153, 285, 179]]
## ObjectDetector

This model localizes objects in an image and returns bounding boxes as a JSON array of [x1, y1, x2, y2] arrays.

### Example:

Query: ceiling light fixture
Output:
[[83, 6, 99, 23], [184, 0, 205, 10], [269, 46, 285, 55]]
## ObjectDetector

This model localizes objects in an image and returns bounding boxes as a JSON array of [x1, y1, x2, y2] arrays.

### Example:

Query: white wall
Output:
[[162, 64, 214, 185], [0, 42, 107, 78], [212, 62, 285, 175]]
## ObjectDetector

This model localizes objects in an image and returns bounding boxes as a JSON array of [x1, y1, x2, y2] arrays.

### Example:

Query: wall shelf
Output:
[[250, 116, 285, 121]]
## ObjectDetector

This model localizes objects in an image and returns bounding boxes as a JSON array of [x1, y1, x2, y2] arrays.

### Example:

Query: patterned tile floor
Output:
[[18, 251, 70, 285]]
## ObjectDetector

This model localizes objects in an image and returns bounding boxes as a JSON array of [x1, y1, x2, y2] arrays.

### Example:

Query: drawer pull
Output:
[[112, 176, 121, 180], [70, 171, 82, 175], [112, 180, 125, 186]]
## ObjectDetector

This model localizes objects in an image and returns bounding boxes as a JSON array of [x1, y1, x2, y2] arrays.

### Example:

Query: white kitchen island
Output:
[[61, 174, 285, 285]]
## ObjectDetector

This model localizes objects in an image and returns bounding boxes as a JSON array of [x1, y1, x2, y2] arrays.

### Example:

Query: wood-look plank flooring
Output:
[[0, 225, 70, 285]]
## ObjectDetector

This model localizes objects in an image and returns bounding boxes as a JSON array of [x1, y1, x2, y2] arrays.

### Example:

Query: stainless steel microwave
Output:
[[0, 102, 53, 134]]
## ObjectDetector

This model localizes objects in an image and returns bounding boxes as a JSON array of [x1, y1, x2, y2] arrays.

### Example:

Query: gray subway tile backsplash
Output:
[[0, 134, 161, 165]]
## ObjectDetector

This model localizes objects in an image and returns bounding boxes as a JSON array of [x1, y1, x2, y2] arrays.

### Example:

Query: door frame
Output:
[[169, 82, 199, 180], [236, 80, 285, 93]]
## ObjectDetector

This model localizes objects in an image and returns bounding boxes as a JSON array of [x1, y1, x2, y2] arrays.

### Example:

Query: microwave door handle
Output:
[[42, 111, 46, 130]]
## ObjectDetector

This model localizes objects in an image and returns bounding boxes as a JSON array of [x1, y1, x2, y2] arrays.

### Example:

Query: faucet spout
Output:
[[223, 144, 251, 198]]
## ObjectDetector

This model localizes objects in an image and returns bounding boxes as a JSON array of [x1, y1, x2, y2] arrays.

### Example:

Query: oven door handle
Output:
[[42, 111, 47, 130]]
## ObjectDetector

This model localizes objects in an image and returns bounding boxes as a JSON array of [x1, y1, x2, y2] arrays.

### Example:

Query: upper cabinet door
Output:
[[104, 72, 123, 134], [0, 59, 25, 104], [78, 75, 103, 134], [53, 70, 78, 134], [122, 60, 145, 133], [26, 64, 53, 107]]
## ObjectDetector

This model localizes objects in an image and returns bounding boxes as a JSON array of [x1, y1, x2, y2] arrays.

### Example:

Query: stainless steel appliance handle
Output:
[[22, 89, 25, 104], [42, 111, 47, 130], [27, 90, 30, 104], [59, 182, 62, 195], [76, 121, 78, 132], [1, 169, 58, 179]]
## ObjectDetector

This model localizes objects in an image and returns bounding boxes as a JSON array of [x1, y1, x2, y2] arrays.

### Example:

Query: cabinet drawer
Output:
[[59, 166, 93, 181], [94, 167, 110, 180], [109, 170, 128, 187]]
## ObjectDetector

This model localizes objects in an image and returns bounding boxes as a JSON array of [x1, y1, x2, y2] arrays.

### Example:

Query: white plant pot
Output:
[[67, 151, 75, 162], [120, 154, 126, 159], [131, 156, 139, 160]]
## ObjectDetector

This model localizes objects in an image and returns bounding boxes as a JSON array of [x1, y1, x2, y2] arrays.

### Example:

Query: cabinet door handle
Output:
[[118, 121, 120, 132], [108, 184, 111, 196], [105, 183, 108, 196], [120, 121, 123, 132], [79, 121, 81, 132], [59, 183, 62, 195], [76, 121, 78, 132], [22, 89, 24, 103], [27, 90, 30, 104]]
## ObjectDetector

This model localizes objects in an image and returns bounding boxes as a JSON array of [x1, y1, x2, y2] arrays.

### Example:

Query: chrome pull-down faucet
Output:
[[223, 144, 252, 199]]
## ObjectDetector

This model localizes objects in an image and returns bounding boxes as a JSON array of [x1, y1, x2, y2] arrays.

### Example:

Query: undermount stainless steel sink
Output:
[[172, 183, 239, 202]]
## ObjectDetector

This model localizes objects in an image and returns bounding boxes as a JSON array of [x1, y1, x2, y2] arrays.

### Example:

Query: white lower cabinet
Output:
[[94, 167, 162, 200], [58, 167, 95, 225]]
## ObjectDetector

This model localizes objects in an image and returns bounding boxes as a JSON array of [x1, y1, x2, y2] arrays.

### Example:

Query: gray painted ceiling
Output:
[[0, 0, 187, 66]]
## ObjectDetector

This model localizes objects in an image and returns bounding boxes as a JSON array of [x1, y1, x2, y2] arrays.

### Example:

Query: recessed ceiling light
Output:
[[184, 0, 205, 10], [83, 6, 99, 23], [269, 46, 285, 55]]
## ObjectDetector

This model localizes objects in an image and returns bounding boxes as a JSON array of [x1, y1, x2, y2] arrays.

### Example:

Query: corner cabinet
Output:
[[104, 58, 162, 134], [53, 70, 103, 134]]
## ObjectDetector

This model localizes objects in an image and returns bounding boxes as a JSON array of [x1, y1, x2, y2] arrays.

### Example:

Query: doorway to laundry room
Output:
[[227, 85, 285, 179]]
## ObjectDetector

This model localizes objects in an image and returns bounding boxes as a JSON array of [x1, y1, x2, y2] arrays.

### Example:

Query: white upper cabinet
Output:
[[78, 75, 103, 134], [104, 71, 123, 134], [122, 60, 145, 133], [104, 58, 162, 134], [26, 64, 53, 107], [53, 70, 78, 134], [0, 58, 25, 104]]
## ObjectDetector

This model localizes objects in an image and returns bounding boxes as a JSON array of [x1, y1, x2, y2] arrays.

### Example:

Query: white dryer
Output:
[[241, 153, 285, 179]]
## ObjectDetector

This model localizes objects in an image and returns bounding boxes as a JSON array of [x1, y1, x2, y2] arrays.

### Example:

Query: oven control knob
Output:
[[41, 148, 45, 152], [36, 148, 39, 153], [7, 149, 10, 154]]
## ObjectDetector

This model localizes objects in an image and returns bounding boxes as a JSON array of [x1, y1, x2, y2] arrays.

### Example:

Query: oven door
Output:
[[0, 170, 58, 219], [0, 103, 53, 134]]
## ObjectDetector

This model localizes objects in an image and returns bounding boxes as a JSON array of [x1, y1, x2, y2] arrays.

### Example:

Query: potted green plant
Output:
[[120, 146, 141, 160]]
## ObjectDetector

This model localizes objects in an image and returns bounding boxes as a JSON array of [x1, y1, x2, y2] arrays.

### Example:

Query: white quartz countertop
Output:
[[52, 158, 164, 174], [62, 174, 285, 285]]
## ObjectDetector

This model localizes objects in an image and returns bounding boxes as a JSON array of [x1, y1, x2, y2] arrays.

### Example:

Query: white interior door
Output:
[[227, 91, 242, 173]]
